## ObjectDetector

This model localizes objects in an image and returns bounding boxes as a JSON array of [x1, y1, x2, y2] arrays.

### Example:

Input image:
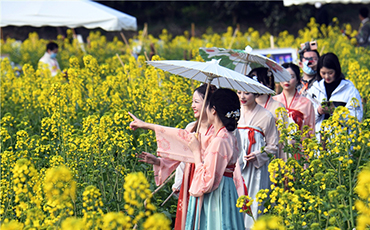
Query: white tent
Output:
[[0, 0, 137, 31], [284, 0, 370, 6]]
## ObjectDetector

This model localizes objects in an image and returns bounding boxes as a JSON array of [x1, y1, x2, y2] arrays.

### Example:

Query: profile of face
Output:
[[191, 91, 205, 119], [320, 67, 336, 84], [301, 51, 319, 71], [280, 67, 298, 91], [237, 91, 256, 107]]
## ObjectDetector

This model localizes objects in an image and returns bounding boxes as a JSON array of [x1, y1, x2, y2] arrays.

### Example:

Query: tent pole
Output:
[[120, 31, 132, 56]]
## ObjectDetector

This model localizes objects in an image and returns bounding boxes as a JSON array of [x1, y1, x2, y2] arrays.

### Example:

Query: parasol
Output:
[[147, 59, 274, 133], [199, 47, 292, 83]]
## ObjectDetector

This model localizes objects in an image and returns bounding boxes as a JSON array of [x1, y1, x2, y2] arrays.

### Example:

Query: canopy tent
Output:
[[284, 0, 370, 6], [0, 0, 137, 31]]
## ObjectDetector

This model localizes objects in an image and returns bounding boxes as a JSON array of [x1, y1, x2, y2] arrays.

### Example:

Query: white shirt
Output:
[[307, 79, 363, 134], [39, 52, 60, 76]]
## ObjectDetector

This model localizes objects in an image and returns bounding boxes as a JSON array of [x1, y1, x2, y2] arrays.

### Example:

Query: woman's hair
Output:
[[207, 88, 240, 132], [248, 67, 275, 90], [317, 52, 342, 80], [282, 62, 301, 83], [191, 84, 217, 133], [194, 83, 217, 98]]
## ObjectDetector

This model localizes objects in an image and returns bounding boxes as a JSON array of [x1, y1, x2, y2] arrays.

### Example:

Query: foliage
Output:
[[237, 106, 370, 229]]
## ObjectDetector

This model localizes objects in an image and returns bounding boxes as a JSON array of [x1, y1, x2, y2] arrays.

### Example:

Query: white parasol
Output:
[[147, 59, 274, 133], [146, 59, 274, 94]]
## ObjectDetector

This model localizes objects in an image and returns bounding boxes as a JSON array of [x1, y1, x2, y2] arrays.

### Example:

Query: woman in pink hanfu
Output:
[[273, 63, 315, 160], [237, 90, 279, 228], [273, 63, 315, 132], [129, 89, 244, 230], [136, 84, 219, 230]]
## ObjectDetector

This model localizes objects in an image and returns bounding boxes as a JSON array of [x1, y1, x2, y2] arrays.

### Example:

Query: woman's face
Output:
[[237, 91, 256, 107], [191, 91, 204, 119], [280, 67, 298, 91], [320, 67, 336, 84]]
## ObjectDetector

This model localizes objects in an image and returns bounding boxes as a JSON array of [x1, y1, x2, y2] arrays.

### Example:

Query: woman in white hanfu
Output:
[[236, 90, 279, 229]]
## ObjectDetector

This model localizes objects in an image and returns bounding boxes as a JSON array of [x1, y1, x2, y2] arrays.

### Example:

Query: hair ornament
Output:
[[225, 109, 240, 120]]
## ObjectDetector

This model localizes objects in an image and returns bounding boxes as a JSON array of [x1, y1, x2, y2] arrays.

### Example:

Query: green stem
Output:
[[348, 168, 354, 228], [352, 147, 364, 182]]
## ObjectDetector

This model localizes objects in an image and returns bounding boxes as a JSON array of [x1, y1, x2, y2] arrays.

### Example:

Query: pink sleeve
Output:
[[153, 158, 181, 186], [189, 137, 232, 197], [305, 101, 316, 134], [154, 125, 195, 163], [233, 160, 245, 197]]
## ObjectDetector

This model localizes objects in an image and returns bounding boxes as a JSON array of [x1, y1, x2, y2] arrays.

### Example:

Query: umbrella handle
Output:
[[196, 82, 211, 138]]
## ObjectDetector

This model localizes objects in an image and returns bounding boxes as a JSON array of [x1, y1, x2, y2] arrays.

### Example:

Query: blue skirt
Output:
[[185, 176, 244, 230]]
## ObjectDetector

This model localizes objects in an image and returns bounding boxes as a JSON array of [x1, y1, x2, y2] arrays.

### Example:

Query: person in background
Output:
[[307, 53, 363, 137], [248, 67, 286, 123], [273, 63, 315, 135], [248, 67, 287, 161], [297, 41, 320, 97], [236, 89, 278, 227], [356, 7, 370, 48], [39, 42, 60, 77]]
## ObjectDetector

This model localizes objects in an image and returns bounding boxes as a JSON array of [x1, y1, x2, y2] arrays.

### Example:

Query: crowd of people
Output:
[[129, 37, 364, 230]]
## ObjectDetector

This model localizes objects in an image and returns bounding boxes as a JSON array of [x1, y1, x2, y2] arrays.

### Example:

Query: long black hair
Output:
[[207, 88, 240, 132], [317, 52, 343, 81]]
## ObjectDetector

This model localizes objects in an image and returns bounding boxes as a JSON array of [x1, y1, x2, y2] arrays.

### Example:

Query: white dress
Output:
[[238, 104, 278, 229]]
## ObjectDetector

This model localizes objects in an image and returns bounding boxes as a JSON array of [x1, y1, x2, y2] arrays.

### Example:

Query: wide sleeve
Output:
[[304, 100, 316, 134], [154, 125, 195, 163], [153, 158, 181, 186], [189, 137, 232, 197], [233, 160, 246, 197], [154, 122, 196, 187], [254, 115, 279, 168]]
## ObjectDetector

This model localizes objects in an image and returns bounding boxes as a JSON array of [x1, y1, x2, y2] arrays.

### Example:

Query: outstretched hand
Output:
[[128, 112, 149, 130], [136, 151, 160, 166]]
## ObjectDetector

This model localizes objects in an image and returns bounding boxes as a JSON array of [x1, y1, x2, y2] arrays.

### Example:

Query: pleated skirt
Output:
[[185, 176, 245, 230]]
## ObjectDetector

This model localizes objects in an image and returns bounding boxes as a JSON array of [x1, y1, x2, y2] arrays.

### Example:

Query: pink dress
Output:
[[273, 90, 315, 160], [155, 125, 246, 229], [273, 90, 315, 133], [152, 125, 245, 230]]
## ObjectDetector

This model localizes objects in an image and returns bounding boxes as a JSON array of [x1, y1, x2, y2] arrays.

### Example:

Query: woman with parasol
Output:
[[136, 84, 227, 230], [129, 88, 245, 230]]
